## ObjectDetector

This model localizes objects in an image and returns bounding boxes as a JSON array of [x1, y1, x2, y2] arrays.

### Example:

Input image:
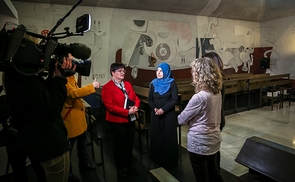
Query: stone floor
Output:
[[179, 101, 295, 177], [1, 101, 294, 182]]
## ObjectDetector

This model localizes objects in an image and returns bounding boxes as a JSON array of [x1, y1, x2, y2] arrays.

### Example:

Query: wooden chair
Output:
[[175, 94, 183, 146], [272, 85, 284, 108], [135, 109, 149, 154], [289, 88, 295, 103], [280, 87, 292, 107], [260, 86, 281, 110]]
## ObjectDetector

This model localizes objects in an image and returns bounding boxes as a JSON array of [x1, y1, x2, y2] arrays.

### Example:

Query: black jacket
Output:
[[4, 69, 70, 162]]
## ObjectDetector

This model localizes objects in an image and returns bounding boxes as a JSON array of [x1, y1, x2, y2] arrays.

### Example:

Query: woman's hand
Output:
[[129, 106, 138, 115], [155, 108, 164, 115], [92, 78, 100, 88]]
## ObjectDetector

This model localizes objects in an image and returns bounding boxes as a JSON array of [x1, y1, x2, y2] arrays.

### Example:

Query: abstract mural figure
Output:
[[89, 20, 106, 80], [149, 52, 157, 67], [239, 46, 254, 73], [207, 36, 239, 72], [122, 20, 194, 75], [178, 47, 195, 64], [129, 34, 153, 66], [126, 34, 153, 78], [155, 43, 170, 61], [39, 4, 68, 28], [130, 65, 139, 79]]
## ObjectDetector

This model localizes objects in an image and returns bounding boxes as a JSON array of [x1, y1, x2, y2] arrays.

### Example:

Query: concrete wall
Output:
[[261, 16, 295, 79]]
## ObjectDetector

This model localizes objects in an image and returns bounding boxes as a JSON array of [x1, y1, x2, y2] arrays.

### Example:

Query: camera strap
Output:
[[6, 25, 57, 76], [5, 24, 26, 61], [43, 39, 58, 69]]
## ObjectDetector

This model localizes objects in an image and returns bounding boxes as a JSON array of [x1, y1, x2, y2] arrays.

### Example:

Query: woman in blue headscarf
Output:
[[148, 62, 179, 169]]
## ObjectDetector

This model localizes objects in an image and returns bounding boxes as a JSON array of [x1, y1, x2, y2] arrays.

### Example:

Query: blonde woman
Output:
[[178, 57, 224, 182]]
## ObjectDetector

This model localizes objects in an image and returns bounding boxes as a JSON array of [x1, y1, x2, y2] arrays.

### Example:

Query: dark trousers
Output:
[[6, 141, 46, 182], [108, 121, 135, 170], [216, 150, 221, 171], [189, 151, 224, 182], [69, 131, 89, 173]]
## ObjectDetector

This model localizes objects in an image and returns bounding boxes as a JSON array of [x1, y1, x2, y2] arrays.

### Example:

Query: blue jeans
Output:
[[69, 131, 89, 172], [41, 151, 70, 182]]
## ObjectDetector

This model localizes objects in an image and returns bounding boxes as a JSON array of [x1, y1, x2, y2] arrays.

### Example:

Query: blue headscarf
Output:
[[151, 62, 174, 95]]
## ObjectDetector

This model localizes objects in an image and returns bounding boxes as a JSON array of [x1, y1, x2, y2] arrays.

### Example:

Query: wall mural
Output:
[[198, 17, 256, 73], [16, 2, 281, 82], [197, 36, 254, 73], [122, 20, 196, 79], [123, 18, 260, 78]]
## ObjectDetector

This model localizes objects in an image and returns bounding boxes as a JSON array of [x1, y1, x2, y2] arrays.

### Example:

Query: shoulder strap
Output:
[[63, 108, 73, 120]]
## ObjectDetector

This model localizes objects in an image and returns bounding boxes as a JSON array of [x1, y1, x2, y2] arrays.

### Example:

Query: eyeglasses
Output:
[[116, 69, 126, 74]]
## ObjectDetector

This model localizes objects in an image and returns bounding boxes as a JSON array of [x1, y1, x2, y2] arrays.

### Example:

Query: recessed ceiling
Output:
[[11, 0, 295, 22]]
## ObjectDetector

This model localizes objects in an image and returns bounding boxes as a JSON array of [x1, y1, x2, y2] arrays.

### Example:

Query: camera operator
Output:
[[1, 77, 46, 182], [3, 35, 75, 182]]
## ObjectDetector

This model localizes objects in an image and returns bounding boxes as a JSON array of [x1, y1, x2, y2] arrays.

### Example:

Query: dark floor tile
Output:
[[0, 114, 239, 182]]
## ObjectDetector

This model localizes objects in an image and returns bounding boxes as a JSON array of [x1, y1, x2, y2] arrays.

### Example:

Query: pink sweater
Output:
[[178, 90, 222, 155]]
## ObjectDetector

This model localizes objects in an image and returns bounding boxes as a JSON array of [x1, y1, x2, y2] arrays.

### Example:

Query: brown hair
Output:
[[202, 52, 223, 72]]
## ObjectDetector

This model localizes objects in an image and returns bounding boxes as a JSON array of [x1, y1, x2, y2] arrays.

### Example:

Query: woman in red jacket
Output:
[[101, 63, 140, 179]]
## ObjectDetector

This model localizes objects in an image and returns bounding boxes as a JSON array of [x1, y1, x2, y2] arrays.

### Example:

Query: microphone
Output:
[[69, 43, 92, 60], [55, 43, 92, 60]]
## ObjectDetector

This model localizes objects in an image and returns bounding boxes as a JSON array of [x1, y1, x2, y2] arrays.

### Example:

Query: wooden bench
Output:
[[248, 74, 290, 109], [143, 78, 192, 88], [223, 73, 254, 80], [83, 99, 104, 165], [235, 136, 295, 182], [133, 84, 195, 105], [254, 74, 289, 109], [143, 82, 150, 88], [249, 73, 290, 90], [223, 73, 290, 112], [227, 73, 271, 92], [135, 109, 149, 154], [223, 79, 239, 113], [176, 80, 192, 86], [177, 84, 194, 104], [175, 78, 192, 86], [133, 85, 149, 104], [224, 73, 271, 80]]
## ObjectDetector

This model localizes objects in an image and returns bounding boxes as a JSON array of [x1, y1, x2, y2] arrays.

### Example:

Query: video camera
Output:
[[0, 0, 92, 77]]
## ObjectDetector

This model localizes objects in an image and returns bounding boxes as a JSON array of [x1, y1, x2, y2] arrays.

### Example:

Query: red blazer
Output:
[[101, 80, 140, 123]]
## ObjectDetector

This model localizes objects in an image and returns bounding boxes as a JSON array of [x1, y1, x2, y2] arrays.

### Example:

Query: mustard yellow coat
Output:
[[61, 76, 96, 138]]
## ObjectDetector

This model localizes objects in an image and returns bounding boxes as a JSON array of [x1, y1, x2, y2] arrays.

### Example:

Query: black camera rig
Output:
[[0, 0, 92, 77]]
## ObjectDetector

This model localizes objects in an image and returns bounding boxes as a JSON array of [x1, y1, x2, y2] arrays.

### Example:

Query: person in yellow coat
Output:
[[61, 75, 100, 182]]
